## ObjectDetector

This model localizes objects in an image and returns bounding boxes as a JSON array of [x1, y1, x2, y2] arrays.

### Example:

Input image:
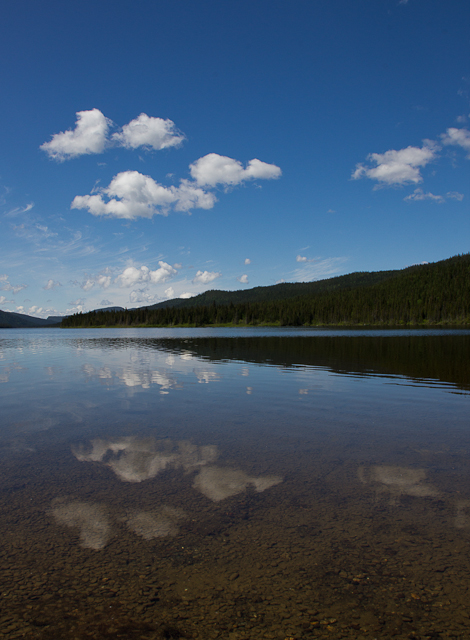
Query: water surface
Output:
[[1, 328, 470, 639]]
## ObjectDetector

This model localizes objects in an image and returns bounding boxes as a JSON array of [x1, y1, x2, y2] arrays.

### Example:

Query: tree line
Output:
[[61, 253, 470, 328]]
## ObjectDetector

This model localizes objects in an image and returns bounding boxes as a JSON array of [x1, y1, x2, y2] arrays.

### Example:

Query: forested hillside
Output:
[[0, 310, 62, 328], [61, 253, 470, 328]]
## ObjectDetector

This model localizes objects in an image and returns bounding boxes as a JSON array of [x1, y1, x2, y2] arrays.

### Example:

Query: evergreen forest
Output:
[[61, 253, 470, 328]]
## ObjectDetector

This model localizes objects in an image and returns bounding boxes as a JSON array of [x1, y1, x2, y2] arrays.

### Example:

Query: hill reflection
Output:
[[146, 335, 470, 392]]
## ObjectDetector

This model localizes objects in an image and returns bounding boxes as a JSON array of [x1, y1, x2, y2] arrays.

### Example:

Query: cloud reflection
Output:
[[194, 369, 221, 384], [359, 465, 440, 505], [125, 506, 185, 540], [73, 437, 282, 502], [50, 500, 113, 550], [193, 466, 282, 502], [73, 437, 218, 483]]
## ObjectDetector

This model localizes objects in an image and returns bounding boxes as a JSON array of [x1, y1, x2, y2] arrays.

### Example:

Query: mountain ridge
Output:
[[62, 253, 470, 327]]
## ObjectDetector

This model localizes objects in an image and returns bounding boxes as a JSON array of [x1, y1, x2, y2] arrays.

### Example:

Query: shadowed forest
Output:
[[62, 254, 470, 328]]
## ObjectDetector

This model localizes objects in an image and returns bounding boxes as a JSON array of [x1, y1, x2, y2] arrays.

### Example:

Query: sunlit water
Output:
[[1, 328, 470, 639]]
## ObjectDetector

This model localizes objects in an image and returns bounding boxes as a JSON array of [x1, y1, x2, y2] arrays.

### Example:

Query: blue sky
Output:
[[1, 0, 469, 318]]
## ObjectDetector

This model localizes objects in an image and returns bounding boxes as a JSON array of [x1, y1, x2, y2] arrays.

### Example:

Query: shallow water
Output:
[[1, 328, 470, 639]]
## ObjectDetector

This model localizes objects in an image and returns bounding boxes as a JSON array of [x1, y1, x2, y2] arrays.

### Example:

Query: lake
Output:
[[1, 327, 470, 639]]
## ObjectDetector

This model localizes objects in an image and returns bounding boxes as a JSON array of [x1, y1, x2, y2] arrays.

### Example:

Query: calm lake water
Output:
[[1, 327, 470, 640]]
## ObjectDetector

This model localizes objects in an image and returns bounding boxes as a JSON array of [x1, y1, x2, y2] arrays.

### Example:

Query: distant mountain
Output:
[[0, 306, 124, 329], [0, 310, 63, 328], [92, 306, 125, 313], [145, 269, 398, 311], [62, 253, 470, 327]]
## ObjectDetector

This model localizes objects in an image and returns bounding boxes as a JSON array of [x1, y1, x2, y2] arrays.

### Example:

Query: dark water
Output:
[[1, 328, 470, 640]]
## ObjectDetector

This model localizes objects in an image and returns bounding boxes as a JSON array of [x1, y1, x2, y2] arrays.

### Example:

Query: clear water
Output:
[[1, 328, 470, 639]]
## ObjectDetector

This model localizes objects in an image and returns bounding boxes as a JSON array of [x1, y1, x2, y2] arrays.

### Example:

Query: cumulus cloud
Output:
[[116, 262, 177, 288], [72, 171, 177, 219], [441, 127, 470, 157], [96, 273, 112, 288], [129, 289, 159, 305], [189, 153, 281, 187], [352, 142, 438, 186], [0, 275, 27, 294], [237, 274, 249, 284], [244, 258, 251, 265], [111, 113, 184, 150], [164, 287, 175, 299], [172, 179, 217, 212], [71, 150, 280, 219], [71, 170, 216, 220], [192, 270, 221, 285], [180, 292, 194, 299], [74, 269, 112, 292], [404, 188, 444, 203], [0, 295, 12, 305], [43, 279, 61, 290], [41, 110, 184, 161], [40, 109, 111, 161]]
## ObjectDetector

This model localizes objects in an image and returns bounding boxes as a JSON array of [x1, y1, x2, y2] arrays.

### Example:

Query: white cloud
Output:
[[352, 142, 438, 186], [404, 188, 444, 203], [244, 258, 251, 265], [180, 292, 193, 299], [100, 300, 112, 306], [81, 278, 95, 292], [96, 273, 112, 288], [296, 255, 317, 263], [40, 109, 111, 161], [44, 279, 61, 290], [447, 191, 464, 201], [192, 270, 221, 285], [0, 275, 27, 294], [0, 295, 12, 305], [41, 110, 187, 161], [172, 179, 217, 212], [111, 113, 184, 150], [293, 257, 348, 282], [129, 290, 159, 305], [71, 171, 216, 220], [66, 303, 86, 315], [189, 153, 282, 187], [71, 148, 281, 219], [72, 171, 177, 220], [441, 127, 470, 157], [75, 269, 112, 291], [237, 274, 249, 284], [5, 202, 34, 217], [116, 262, 177, 288], [164, 287, 175, 299]]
